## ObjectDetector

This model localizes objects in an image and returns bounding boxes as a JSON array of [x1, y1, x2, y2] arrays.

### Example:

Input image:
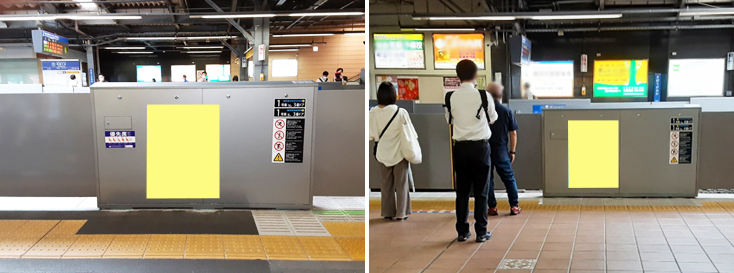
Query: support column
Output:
[[253, 17, 270, 81], [239, 42, 248, 81], [85, 45, 95, 85]]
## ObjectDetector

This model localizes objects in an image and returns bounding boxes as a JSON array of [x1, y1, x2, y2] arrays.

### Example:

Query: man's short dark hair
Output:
[[456, 59, 477, 82], [322, 71, 329, 76], [376, 82, 397, 105], [336, 68, 343, 73]]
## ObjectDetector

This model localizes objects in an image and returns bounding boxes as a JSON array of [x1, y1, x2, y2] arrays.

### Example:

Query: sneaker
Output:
[[476, 233, 492, 243], [511, 206, 522, 215], [383, 217, 393, 220], [488, 207, 498, 216], [457, 232, 471, 242]]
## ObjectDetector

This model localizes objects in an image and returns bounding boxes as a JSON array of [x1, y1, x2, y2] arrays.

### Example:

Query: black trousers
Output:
[[453, 140, 491, 236]]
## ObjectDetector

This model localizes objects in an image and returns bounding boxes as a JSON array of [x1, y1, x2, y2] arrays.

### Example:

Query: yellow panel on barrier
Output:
[[147, 105, 220, 199], [568, 120, 619, 189]]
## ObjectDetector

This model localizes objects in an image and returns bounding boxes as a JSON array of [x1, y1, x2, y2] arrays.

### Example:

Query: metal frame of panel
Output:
[[91, 82, 317, 209], [542, 107, 700, 197]]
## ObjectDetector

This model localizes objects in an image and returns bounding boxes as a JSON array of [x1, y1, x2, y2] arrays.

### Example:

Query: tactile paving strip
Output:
[[334, 237, 364, 261], [321, 222, 364, 237], [330, 197, 365, 211], [63, 235, 114, 258], [47, 220, 87, 235], [223, 235, 266, 260], [103, 234, 151, 259], [316, 214, 352, 222], [348, 214, 365, 222], [312, 197, 341, 211], [252, 211, 293, 236], [0, 220, 29, 234], [297, 236, 351, 261], [144, 234, 186, 259], [23, 234, 78, 258], [260, 235, 308, 260], [185, 235, 224, 259], [16, 220, 60, 235], [284, 211, 330, 237], [0, 234, 45, 258]]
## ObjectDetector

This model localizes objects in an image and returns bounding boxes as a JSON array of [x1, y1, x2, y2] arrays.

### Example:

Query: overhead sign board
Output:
[[32, 30, 69, 57], [593, 60, 648, 97], [433, 33, 485, 69], [667, 58, 724, 97], [521, 61, 574, 97], [373, 33, 425, 69]]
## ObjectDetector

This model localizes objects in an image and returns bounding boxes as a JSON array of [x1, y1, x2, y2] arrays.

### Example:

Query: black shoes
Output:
[[457, 232, 471, 242], [476, 233, 492, 243]]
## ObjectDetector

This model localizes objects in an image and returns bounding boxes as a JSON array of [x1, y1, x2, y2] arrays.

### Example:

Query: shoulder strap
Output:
[[444, 91, 455, 124], [476, 90, 491, 124], [379, 109, 400, 139]]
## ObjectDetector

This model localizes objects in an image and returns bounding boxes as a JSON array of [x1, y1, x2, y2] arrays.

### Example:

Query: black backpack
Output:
[[444, 89, 491, 125]]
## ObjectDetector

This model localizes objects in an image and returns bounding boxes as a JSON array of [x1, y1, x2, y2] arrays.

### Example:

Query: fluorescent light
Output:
[[0, 16, 57, 21], [679, 10, 734, 16], [531, 14, 622, 20], [115, 51, 154, 54], [269, 49, 299, 52], [288, 12, 364, 17], [411, 28, 477, 32], [272, 33, 334, 37], [269, 44, 311, 48], [344, 32, 365, 35], [180, 46, 224, 49], [125, 36, 237, 40], [184, 51, 223, 54], [63, 15, 142, 20], [192, 14, 276, 19], [427, 16, 515, 20], [104, 47, 146, 50]]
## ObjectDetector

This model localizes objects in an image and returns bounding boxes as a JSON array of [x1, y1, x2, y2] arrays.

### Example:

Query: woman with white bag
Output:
[[369, 82, 422, 221]]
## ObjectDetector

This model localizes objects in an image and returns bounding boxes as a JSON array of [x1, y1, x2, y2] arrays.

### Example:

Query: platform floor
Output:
[[0, 196, 365, 273], [369, 192, 734, 273]]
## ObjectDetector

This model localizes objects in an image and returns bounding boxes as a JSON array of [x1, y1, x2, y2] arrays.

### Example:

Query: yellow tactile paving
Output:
[[0, 220, 30, 234], [62, 235, 115, 258], [103, 235, 151, 259], [297, 236, 351, 261], [260, 235, 308, 261], [47, 220, 87, 235], [185, 235, 224, 259], [23, 234, 78, 258], [223, 235, 266, 260], [16, 220, 60, 235], [0, 234, 45, 258], [321, 222, 364, 237], [144, 234, 187, 259], [334, 237, 364, 261]]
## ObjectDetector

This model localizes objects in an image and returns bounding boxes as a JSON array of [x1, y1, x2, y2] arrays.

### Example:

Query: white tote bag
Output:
[[399, 120, 422, 164]]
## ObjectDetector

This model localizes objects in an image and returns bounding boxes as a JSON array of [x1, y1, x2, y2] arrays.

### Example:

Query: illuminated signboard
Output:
[[373, 34, 425, 69], [668, 58, 724, 97], [32, 30, 69, 57], [593, 60, 648, 97], [433, 33, 485, 69], [521, 61, 574, 97], [136, 65, 162, 82]]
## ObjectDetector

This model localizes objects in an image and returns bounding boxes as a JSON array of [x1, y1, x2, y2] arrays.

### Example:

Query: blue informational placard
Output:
[[532, 104, 566, 114], [89, 68, 95, 85], [41, 61, 81, 71], [653, 73, 662, 102], [105, 131, 136, 148]]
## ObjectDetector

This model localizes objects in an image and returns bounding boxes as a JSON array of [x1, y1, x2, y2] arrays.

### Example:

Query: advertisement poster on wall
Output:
[[375, 75, 398, 93], [433, 33, 485, 69], [41, 60, 81, 86], [521, 61, 574, 97], [373, 34, 425, 69], [593, 60, 648, 97], [444, 76, 487, 91], [667, 58, 724, 97], [397, 77, 419, 100]]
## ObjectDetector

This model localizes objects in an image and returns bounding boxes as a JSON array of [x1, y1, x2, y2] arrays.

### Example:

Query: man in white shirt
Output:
[[317, 71, 329, 82], [444, 60, 499, 243]]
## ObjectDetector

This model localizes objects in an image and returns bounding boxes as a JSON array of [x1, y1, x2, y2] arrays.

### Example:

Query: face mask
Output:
[[335, 72, 342, 76]]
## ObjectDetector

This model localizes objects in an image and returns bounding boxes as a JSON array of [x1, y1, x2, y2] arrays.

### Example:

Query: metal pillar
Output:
[[253, 17, 269, 81], [239, 43, 248, 81], [86, 45, 95, 85]]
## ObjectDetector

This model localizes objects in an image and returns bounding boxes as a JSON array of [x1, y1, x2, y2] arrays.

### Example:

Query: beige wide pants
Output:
[[379, 159, 411, 218]]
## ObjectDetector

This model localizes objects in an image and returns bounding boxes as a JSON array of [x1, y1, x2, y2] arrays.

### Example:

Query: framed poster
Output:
[[397, 77, 419, 100], [593, 60, 648, 97], [373, 34, 425, 69], [521, 61, 574, 97], [433, 33, 485, 69], [668, 58, 724, 97]]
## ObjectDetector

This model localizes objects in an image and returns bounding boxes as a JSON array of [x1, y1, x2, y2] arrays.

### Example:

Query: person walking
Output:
[[369, 81, 421, 221], [444, 60, 498, 243], [486, 83, 522, 216]]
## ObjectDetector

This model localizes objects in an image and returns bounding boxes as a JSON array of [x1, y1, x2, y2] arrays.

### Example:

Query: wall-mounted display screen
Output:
[[171, 65, 196, 82], [272, 59, 298, 77], [521, 61, 574, 97], [433, 33, 485, 69], [205, 64, 231, 81], [593, 60, 648, 97], [136, 65, 162, 82], [373, 34, 425, 69], [668, 58, 724, 97]]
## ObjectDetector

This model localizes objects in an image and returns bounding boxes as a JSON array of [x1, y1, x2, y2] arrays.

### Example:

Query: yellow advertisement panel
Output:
[[433, 33, 485, 69], [593, 60, 648, 97], [568, 120, 619, 189]]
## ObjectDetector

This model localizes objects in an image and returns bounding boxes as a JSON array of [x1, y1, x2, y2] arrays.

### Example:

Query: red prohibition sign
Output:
[[274, 130, 285, 140], [274, 141, 284, 151], [274, 119, 285, 129]]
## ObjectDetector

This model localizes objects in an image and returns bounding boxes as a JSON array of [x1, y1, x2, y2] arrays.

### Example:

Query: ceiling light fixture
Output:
[[530, 14, 623, 20], [269, 44, 312, 48], [344, 32, 365, 35], [272, 33, 334, 37], [184, 51, 223, 54], [114, 51, 154, 54], [410, 28, 477, 32], [426, 16, 515, 21], [125, 36, 237, 40], [0, 15, 142, 21], [191, 14, 276, 19], [679, 10, 734, 16], [269, 49, 299, 52], [180, 46, 225, 49], [104, 47, 147, 50], [288, 12, 364, 17]]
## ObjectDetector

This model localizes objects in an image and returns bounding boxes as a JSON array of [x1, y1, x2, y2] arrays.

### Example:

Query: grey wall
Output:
[[698, 112, 734, 189], [0, 94, 97, 196]]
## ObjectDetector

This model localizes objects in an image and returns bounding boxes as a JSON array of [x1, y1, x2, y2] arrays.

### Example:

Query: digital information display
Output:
[[136, 65, 162, 83], [433, 33, 485, 69], [32, 30, 69, 57], [668, 58, 724, 97], [521, 61, 574, 97], [373, 34, 425, 69], [171, 65, 196, 82], [593, 60, 648, 97], [205, 64, 231, 82]]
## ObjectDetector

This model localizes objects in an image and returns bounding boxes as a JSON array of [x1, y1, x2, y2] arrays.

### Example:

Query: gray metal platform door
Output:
[[94, 88, 204, 207], [202, 88, 314, 208]]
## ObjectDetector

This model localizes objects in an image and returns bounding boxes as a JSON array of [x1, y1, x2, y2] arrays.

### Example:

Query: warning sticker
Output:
[[272, 99, 306, 163], [105, 131, 136, 148], [670, 117, 693, 164]]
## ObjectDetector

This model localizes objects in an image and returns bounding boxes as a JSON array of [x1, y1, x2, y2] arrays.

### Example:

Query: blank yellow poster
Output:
[[147, 105, 220, 199], [568, 120, 619, 188]]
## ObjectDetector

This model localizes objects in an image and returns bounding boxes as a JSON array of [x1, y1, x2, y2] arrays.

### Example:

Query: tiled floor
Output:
[[370, 192, 734, 273]]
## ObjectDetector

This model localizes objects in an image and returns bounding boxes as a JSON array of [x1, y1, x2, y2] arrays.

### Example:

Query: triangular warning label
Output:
[[671, 157, 677, 163], [274, 153, 283, 162]]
